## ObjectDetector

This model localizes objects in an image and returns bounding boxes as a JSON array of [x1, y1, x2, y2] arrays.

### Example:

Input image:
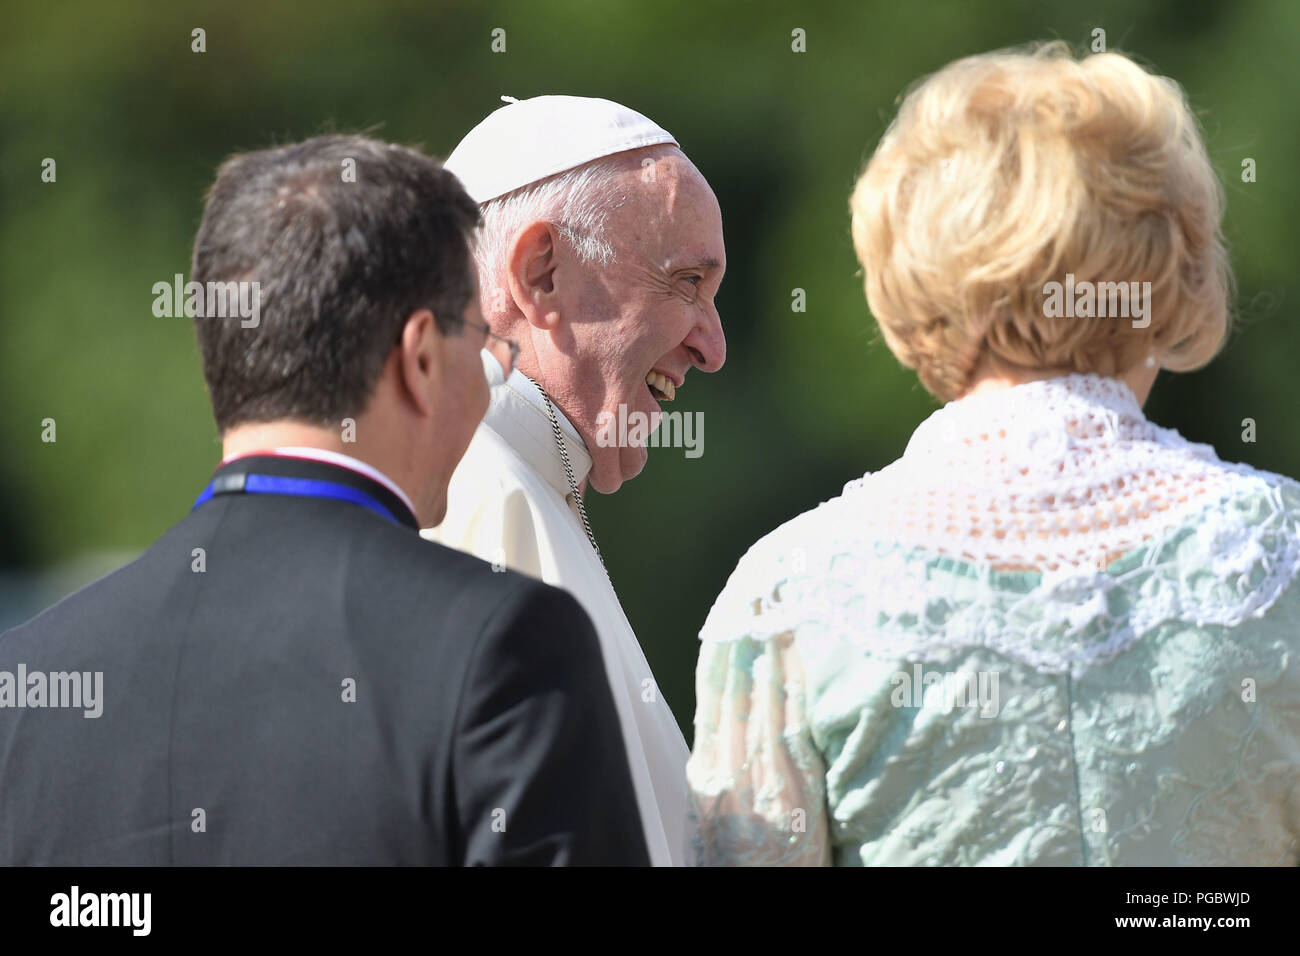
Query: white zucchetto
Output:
[[444, 95, 679, 203]]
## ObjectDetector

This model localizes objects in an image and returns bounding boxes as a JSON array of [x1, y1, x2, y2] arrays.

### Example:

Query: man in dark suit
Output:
[[0, 134, 649, 865]]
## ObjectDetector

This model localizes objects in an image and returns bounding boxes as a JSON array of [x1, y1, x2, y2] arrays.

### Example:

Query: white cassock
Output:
[[423, 352, 691, 865]]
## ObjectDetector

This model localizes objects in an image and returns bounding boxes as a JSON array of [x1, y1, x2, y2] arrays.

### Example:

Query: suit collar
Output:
[[213, 453, 419, 530]]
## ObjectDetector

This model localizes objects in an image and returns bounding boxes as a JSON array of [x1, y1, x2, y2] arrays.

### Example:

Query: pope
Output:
[[424, 95, 727, 866]]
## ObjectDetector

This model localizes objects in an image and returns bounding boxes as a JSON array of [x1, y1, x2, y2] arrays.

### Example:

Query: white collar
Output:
[[478, 348, 583, 444], [700, 372, 1300, 682], [904, 373, 1146, 461], [506, 368, 583, 442], [837, 373, 1244, 570], [479, 360, 593, 498], [262, 446, 417, 518]]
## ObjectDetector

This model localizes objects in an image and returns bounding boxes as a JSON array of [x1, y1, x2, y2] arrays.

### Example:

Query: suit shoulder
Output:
[[465, 568, 598, 658], [0, 531, 181, 655], [380, 522, 527, 588], [370, 522, 589, 635]]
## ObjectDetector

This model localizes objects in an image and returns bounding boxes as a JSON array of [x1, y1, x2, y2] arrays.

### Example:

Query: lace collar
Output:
[[904, 373, 1150, 464], [840, 373, 1259, 571], [699, 374, 1300, 675]]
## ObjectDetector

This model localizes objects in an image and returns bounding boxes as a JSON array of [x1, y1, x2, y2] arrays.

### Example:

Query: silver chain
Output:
[[522, 375, 608, 576]]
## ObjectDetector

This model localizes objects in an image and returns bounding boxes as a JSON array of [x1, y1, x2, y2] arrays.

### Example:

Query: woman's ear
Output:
[[507, 221, 562, 331]]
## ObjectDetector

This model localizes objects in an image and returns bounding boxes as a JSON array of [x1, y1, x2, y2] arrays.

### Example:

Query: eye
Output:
[[680, 274, 703, 287]]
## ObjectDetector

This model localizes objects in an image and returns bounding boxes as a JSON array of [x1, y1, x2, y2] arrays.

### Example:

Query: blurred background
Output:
[[4, 0, 1298, 740]]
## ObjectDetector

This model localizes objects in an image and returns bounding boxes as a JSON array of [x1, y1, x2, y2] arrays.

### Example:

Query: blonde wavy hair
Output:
[[850, 42, 1232, 402]]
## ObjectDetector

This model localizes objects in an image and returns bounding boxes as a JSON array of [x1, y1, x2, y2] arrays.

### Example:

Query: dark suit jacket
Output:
[[0, 453, 649, 865]]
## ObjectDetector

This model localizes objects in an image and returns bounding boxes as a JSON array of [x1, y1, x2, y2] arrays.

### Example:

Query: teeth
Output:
[[645, 370, 676, 401]]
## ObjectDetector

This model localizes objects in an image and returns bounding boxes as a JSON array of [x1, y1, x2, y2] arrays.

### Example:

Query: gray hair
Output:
[[473, 156, 632, 316]]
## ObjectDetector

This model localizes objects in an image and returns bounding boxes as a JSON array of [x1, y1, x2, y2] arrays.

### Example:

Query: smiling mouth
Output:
[[646, 370, 676, 402]]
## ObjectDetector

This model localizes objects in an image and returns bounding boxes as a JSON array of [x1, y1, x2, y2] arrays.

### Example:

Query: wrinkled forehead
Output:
[[611, 147, 725, 268]]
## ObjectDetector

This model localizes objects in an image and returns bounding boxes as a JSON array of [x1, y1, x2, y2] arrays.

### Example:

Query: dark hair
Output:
[[191, 134, 480, 432]]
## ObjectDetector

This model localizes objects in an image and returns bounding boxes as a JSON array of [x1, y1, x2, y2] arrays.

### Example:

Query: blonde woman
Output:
[[687, 42, 1300, 866]]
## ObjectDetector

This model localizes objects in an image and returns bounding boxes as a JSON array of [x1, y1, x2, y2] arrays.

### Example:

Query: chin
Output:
[[588, 469, 623, 496], [590, 447, 646, 495]]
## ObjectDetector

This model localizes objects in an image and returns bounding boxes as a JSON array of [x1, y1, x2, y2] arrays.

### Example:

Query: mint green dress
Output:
[[686, 375, 1300, 865]]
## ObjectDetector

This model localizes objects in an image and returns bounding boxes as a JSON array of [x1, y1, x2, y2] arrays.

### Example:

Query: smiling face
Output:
[[522, 147, 727, 494]]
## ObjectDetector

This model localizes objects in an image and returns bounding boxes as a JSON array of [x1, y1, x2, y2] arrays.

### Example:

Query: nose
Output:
[[684, 305, 726, 373]]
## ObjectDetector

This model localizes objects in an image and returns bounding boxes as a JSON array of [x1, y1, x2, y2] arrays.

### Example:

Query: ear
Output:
[[506, 221, 563, 332], [396, 308, 444, 418]]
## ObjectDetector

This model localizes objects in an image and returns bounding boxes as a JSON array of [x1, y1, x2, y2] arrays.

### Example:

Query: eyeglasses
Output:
[[461, 314, 520, 376]]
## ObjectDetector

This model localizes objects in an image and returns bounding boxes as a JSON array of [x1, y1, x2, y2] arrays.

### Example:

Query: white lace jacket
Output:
[[687, 374, 1300, 865]]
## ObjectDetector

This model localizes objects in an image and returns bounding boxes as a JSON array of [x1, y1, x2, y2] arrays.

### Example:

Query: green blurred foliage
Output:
[[3, 0, 1298, 738]]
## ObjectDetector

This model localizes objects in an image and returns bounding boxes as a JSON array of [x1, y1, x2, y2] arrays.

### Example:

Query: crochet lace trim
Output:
[[700, 375, 1300, 677]]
